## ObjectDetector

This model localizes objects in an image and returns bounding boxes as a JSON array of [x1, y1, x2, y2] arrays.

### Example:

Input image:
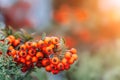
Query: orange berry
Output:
[[20, 58, 26, 63], [8, 46, 14, 50], [32, 56, 38, 63], [20, 44, 26, 50], [44, 37, 52, 45], [36, 52, 44, 58], [28, 49, 36, 56], [13, 39, 20, 46], [72, 54, 78, 60], [37, 40, 44, 47], [62, 58, 68, 65], [70, 48, 77, 54], [51, 57, 60, 65], [68, 57, 74, 64], [18, 51, 27, 57], [42, 59, 50, 67], [25, 42, 32, 49], [25, 55, 32, 61], [45, 65, 52, 72], [31, 42, 37, 48], [26, 61, 31, 66], [49, 44, 55, 49], [10, 49, 16, 56], [9, 35, 15, 43], [7, 46, 14, 55], [6, 37, 12, 43], [57, 63, 64, 71], [52, 37, 59, 44], [12, 54, 17, 58], [65, 52, 72, 59], [44, 47, 53, 54], [9, 35, 15, 40]]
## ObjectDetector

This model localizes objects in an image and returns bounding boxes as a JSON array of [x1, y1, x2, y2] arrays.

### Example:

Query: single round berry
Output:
[[42, 59, 50, 67], [45, 65, 52, 72], [32, 56, 38, 63], [70, 48, 77, 54], [65, 52, 72, 59], [51, 57, 60, 65], [72, 54, 78, 60]]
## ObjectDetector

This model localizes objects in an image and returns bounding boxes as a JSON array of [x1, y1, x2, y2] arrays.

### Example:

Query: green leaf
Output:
[[41, 32, 46, 40]]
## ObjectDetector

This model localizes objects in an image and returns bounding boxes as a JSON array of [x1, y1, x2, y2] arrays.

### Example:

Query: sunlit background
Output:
[[1, 0, 120, 80]]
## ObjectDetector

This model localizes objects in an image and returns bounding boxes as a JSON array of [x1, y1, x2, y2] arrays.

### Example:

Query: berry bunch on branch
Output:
[[0, 27, 78, 80]]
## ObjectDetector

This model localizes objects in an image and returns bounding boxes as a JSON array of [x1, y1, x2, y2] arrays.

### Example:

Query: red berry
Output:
[[45, 65, 52, 72], [43, 47, 53, 55], [50, 64, 57, 70], [42, 59, 50, 67], [65, 64, 70, 70], [36, 62, 42, 68], [68, 57, 74, 64], [13, 39, 20, 46], [18, 51, 27, 57], [28, 49, 36, 56], [26, 61, 32, 66], [20, 58, 26, 63], [21, 66, 28, 72], [51, 70, 59, 74], [57, 63, 64, 71]]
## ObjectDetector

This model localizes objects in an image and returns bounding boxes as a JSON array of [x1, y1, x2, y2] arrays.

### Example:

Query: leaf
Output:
[[0, 33, 5, 40], [59, 37, 66, 49], [14, 31, 22, 39], [41, 32, 46, 40], [7, 26, 13, 35], [20, 28, 33, 42]]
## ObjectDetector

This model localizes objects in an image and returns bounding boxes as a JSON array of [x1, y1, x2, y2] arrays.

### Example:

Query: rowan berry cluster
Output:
[[1, 34, 78, 74]]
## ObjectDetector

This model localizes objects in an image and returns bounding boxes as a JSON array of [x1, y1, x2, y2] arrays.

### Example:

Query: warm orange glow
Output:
[[73, 8, 88, 22], [53, 4, 71, 24], [99, 0, 120, 11], [99, 0, 120, 21]]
